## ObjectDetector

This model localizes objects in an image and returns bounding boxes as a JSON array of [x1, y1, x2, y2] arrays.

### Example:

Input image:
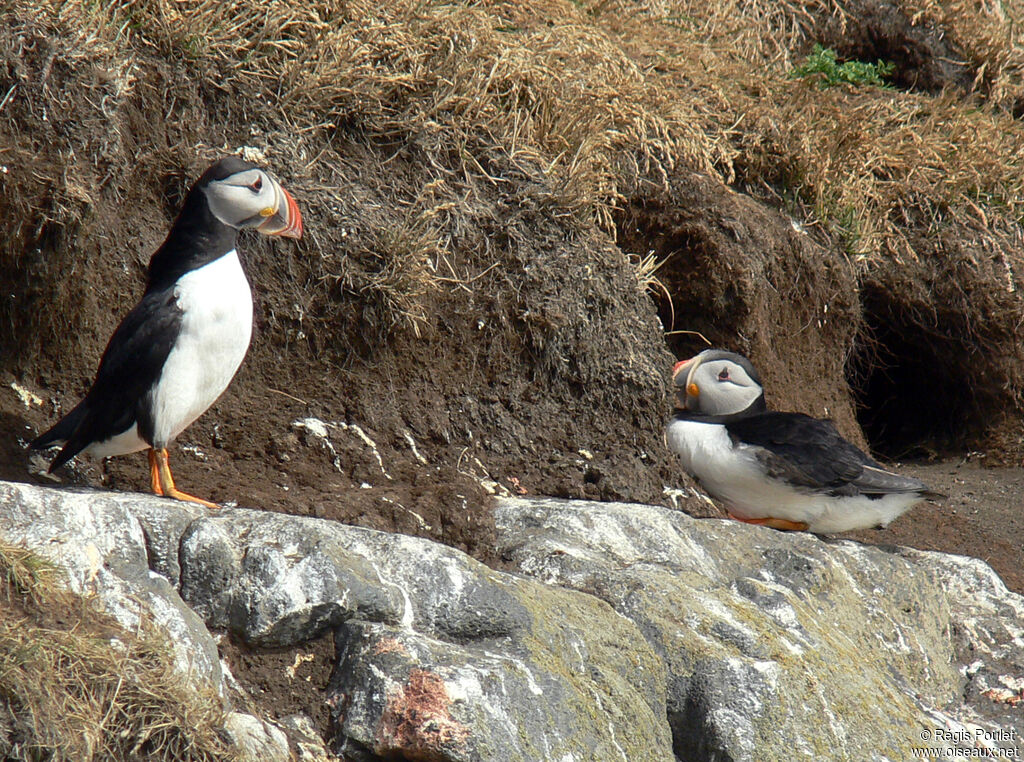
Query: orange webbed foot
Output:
[[149, 447, 220, 509], [727, 512, 809, 532]]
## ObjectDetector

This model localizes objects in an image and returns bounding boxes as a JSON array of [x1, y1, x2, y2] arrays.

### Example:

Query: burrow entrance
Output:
[[617, 204, 995, 460], [845, 283, 995, 459]]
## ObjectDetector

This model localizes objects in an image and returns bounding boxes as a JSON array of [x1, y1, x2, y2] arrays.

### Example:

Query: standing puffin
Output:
[[667, 349, 942, 532], [31, 156, 303, 508]]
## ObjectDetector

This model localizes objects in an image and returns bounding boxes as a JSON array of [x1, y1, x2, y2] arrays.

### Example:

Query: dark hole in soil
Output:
[[847, 287, 983, 459], [843, 37, 934, 93], [823, 16, 975, 95], [614, 205, 737, 361]]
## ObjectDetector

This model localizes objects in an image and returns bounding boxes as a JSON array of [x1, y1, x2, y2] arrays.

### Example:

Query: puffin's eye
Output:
[[718, 368, 730, 381], [249, 176, 263, 193]]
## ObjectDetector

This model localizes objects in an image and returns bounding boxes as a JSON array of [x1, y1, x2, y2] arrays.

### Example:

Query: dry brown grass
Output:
[[900, 0, 1024, 110], [578, 0, 1024, 262], [4, 0, 1024, 451], [9, 0, 1024, 331], [339, 207, 444, 338], [15, 0, 730, 346], [742, 85, 1024, 260], [0, 542, 234, 762], [597, 0, 1024, 107], [54, 0, 721, 231]]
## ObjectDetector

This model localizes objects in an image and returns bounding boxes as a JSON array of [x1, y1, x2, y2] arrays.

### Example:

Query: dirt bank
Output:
[[1, 4, 1023, 726]]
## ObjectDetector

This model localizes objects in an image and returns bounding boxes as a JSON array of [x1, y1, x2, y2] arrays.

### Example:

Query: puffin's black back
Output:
[[724, 409, 933, 497], [725, 411, 872, 489], [33, 288, 185, 471]]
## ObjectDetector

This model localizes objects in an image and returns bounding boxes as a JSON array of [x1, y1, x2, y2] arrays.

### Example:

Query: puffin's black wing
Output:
[[31, 286, 183, 471], [725, 411, 928, 497]]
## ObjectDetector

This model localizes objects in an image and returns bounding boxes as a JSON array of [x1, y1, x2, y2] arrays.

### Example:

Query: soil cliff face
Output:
[[4, 1, 1024, 759], [0, 3, 689, 560], [2, 1, 1024, 569]]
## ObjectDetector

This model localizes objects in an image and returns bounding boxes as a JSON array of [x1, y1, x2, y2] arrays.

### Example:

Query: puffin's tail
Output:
[[30, 400, 90, 473]]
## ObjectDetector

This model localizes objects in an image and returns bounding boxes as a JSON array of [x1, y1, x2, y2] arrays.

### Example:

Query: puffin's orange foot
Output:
[[727, 512, 809, 532], [150, 447, 220, 510], [148, 449, 164, 496], [162, 487, 220, 510]]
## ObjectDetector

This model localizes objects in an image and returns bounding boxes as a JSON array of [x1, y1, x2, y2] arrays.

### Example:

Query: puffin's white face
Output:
[[672, 350, 763, 416], [203, 167, 303, 238]]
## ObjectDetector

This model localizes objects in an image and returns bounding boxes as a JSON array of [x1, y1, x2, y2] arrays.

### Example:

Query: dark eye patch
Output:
[[250, 176, 263, 192], [718, 368, 730, 381]]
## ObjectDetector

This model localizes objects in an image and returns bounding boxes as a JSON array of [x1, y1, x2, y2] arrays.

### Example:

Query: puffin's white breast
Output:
[[148, 250, 253, 446], [666, 419, 923, 532], [667, 419, 774, 508]]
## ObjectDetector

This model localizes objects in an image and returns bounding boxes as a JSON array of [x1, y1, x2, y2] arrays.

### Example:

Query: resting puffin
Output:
[[667, 349, 942, 532], [31, 156, 302, 508]]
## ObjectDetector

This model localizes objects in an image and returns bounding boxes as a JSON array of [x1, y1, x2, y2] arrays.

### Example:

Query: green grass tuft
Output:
[[790, 44, 895, 89]]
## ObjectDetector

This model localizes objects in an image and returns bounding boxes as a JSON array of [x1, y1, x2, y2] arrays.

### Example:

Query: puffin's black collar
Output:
[[672, 394, 767, 425]]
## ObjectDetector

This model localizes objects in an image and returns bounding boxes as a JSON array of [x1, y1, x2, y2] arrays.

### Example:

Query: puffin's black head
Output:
[[672, 348, 766, 417], [192, 156, 303, 239], [147, 157, 304, 290]]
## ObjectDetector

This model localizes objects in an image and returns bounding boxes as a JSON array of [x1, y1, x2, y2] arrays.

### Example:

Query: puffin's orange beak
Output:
[[672, 356, 701, 409], [257, 182, 303, 239]]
